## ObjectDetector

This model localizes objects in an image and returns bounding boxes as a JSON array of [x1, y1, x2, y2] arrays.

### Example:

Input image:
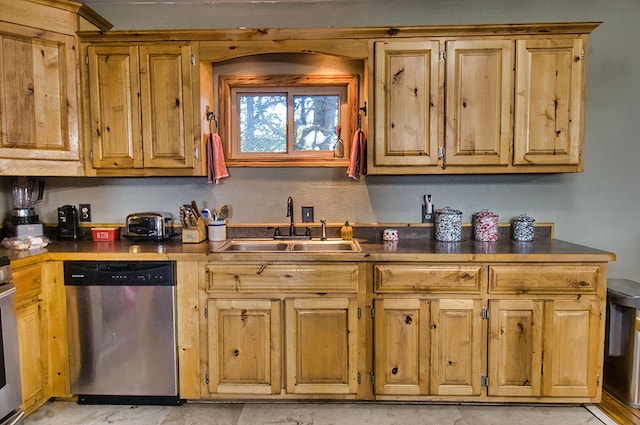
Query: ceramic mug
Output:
[[382, 228, 399, 241]]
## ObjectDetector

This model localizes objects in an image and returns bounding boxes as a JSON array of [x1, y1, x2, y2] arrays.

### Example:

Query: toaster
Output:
[[125, 212, 173, 241]]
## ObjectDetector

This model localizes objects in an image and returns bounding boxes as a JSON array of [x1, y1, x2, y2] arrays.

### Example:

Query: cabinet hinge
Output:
[[370, 372, 375, 386], [194, 147, 199, 159], [358, 306, 361, 319], [205, 371, 209, 384], [370, 305, 375, 318], [600, 307, 603, 321], [482, 306, 489, 320], [190, 54, 195, 65], [89, 150, 93, 160], [597, 375, 601, 387], [439, 50, 446, 61], [438, 146, 445, 158], [85, 54, 89, 65], [204, 305, 208, 318], [481, 375, 488, 388], [581, 48, 585, 60], [357, 371, 361, 384]]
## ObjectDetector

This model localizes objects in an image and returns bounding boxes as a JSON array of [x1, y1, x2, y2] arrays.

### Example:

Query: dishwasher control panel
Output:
[[64, 261, 175, 286]]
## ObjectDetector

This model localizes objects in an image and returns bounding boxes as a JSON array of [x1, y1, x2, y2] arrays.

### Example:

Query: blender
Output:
[[10, 177, 44, 237]]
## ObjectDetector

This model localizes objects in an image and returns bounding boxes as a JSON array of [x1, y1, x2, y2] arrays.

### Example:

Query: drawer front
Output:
[[13, 264, 42, 305], [489, 264, 601, 294], [206, 262, 359, 292], [374, 264, 484, 293]]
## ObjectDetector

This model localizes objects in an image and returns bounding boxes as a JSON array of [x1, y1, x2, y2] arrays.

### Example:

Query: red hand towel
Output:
[[207, 132, 229, 184], [347, 128, 367, 180]]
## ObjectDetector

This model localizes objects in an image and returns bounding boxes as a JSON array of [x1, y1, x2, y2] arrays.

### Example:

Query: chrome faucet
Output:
[[320, 219, 327, 241], [287, 196, 295, 236]]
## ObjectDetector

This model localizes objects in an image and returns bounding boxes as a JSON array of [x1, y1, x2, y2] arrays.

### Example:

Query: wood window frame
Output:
[[219, 74, 359, 167]]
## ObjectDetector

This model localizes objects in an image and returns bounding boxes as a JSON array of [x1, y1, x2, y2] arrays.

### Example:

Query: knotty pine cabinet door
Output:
[[207, 298, 281, 395], [14, 263, 47, 415], [444, 40, 513, 167], [373, 40, 441, 168], [87, 43, 198, 174], [374, 297, 483, 397], [514, 38, 586, 168], [285, 297, 359, 395], [488, 298, 601, 398], [0, 24, 82, 175]]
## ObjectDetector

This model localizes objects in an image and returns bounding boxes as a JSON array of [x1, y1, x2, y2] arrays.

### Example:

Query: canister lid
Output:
[[511, 214, 535, 223], [436, 206, 462, 215], [474, 209, 498, 218]]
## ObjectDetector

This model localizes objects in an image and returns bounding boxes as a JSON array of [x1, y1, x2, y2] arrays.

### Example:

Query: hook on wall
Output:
[[206, 105, 218, 133]]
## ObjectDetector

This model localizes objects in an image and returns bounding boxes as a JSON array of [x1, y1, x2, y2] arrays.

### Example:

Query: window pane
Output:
[[239, 94, 287, 153], [293, 95, 339, 151]]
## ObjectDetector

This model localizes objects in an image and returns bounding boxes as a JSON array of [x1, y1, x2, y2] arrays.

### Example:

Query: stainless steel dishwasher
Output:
[[64, 261, 182, 405]]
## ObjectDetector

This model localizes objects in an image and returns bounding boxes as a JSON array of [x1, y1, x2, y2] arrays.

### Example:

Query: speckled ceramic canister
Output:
[[511, 214, 535, 241], [435, 207, 463, 242], [473, 210, 499, 242]]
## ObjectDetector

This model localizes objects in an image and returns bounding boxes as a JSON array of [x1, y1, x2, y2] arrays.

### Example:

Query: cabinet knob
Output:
[[405, 315, 413, 325], [391, 367, 398, 375], [234, 349, 240, 357]]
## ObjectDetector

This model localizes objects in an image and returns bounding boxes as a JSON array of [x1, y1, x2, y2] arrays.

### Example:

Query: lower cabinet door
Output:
[[207, 299, 281, 394], [374, 298, 430, 396], [284, 298, 359, 395], [17, 301, 45, 414], [488, 299, 543, 397], [430, 299, 484, 396], [542, 299, 601, 398]]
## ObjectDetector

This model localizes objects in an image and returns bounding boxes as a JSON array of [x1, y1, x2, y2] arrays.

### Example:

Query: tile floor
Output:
[[24, 401, 617, 425]]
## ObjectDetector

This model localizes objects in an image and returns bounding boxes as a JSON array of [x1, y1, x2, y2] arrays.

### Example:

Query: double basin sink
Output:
[[213, 238, 362, 253]]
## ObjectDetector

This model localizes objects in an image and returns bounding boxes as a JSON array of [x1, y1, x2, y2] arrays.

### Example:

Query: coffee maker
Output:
[[57, 205, 80, 240], [10, 177, 44, 237]]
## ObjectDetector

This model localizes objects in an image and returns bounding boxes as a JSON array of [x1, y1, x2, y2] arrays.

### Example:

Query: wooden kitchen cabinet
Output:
[[487, 264, 604, 399], [13, 263, 47, 415], [85, 42, 201, 175], [372, 260, 606, 402], [0, 0, 110, 176], [488, 298, 600, 398], [513, 38, 587, 169], [372, 38, 513, 172], [369, 24, 597, 174], [203, 261, 364, 399], [373, 264, 485, 399], [285, 297, 359, 395], [372, 40, 441, 168], [207, 298, 281, 394]]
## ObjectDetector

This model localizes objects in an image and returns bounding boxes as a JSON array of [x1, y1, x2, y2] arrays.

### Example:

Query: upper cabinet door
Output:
[[88, 45, 141, 169], [373, 40, 442, 167], [139, 44, 195, 169], [86, 42, 199, 175], [0, 26, 82, 175], [445, 40, 514, 167], [514, 38, 585, 168]]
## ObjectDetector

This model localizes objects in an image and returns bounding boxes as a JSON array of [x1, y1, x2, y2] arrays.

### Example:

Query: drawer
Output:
[[206, 262, 359, 292], [489, 264, 601, 294], [13, 264, 42, 304], [374, 264, 484, 293]]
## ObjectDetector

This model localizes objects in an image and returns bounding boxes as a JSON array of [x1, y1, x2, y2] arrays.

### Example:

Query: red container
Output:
[[91, 227, 120, 241]]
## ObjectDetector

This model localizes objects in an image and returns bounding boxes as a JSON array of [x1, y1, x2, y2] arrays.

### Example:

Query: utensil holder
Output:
[[182, 217, 207, 243]]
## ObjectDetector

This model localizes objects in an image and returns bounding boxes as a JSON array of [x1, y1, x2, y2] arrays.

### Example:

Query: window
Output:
[[220, 74, 359, 166]]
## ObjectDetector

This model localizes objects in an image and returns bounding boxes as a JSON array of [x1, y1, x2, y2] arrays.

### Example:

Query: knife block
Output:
[[182, 217, 207, 243]]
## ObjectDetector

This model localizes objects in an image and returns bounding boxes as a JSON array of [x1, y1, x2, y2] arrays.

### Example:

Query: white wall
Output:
[[4, 0, 639, 280]]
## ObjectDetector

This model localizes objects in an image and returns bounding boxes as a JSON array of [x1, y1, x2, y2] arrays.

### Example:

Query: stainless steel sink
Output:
[[216, 240, 290, 252], [214, 239, 361, 253], [290, 240, 360, 251]]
